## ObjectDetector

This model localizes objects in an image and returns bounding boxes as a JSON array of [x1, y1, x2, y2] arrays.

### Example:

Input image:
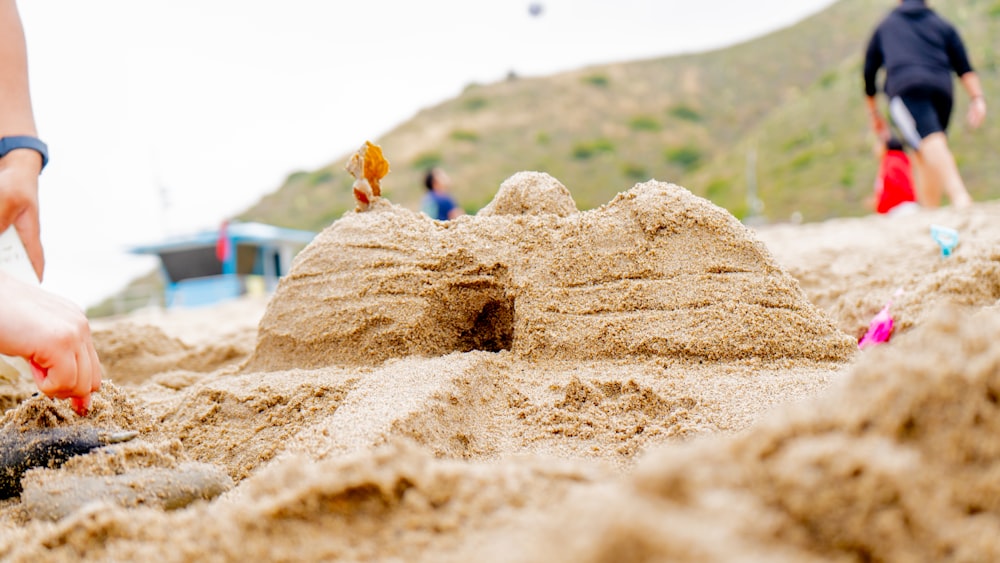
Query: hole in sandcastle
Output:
[[986, 388, 999, 405], [458, 294, 515, 353], [899, 416, 917, 439]]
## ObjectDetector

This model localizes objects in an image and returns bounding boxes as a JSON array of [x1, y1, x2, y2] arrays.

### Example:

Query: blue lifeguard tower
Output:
[[129, 221, 316, 308]]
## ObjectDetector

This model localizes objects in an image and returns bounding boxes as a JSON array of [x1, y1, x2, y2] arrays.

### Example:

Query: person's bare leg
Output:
[[908, 148, 935, 207], [917, 132, 973, 208]]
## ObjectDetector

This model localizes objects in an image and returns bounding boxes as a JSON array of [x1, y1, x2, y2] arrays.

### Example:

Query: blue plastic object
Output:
[[930, 224, 959, 257]]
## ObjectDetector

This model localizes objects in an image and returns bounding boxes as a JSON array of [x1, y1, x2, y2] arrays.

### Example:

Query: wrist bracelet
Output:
[[0, 136, 48, 171]]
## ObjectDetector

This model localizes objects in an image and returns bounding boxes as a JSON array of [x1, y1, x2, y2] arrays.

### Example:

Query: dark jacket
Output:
[[863, 0, 973, 98]]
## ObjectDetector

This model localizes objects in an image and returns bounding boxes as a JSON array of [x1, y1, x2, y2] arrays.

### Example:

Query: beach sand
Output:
[[0, 173, 998, 561]]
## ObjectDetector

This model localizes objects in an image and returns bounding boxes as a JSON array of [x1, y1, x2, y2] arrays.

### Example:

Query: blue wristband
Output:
[[0, 136, 48, 171]]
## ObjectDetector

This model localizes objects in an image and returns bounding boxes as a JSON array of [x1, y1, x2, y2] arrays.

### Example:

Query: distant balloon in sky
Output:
[[528, 3, 543, 17]]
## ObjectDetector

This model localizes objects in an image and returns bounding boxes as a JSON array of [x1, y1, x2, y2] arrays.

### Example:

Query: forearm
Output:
[[960, 71, 984, 101], [865, 95, 889, 140], [865, 95, 880, 117], [0, 0, 37, 137], [0, 0, 43, 279], [961, 71, 987, 129]]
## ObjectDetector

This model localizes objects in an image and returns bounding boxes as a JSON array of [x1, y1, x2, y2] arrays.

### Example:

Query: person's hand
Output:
[[967, 97, 987, 129], [0, 272, 101, 415], [0, 149, 44, 280], [870, 113, 890, 142]]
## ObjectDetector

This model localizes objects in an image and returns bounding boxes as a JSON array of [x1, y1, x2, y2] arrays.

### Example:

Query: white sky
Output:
[[16, 0, 838, 308]]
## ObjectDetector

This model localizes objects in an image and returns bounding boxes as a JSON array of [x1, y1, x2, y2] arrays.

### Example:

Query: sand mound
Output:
[[524, 304, 1000, 562], [153, 367, 356, 481], [90, 297, 266, 386], [248, 175, 854, 371], [0, 439, 605, 561], [0, 384, 152, 436], [92, 324, 251, 385], [756, 201, 1000, 340], [477, 171, 578, 217]]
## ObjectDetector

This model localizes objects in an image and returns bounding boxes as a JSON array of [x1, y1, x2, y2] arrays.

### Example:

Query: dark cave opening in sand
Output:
[[458, 294, 515, 353]]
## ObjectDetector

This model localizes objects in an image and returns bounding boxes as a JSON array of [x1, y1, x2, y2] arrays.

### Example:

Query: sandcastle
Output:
[[248, 168, 856, 372]]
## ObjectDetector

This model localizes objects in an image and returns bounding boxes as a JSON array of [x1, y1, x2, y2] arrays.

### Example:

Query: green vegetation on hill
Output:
[[239, 0, 1000, 229], [90, 0, 1000, 317], [241, 0, 1000, 229]]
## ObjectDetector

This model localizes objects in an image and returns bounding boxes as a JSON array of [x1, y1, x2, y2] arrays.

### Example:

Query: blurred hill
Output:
[[238, 0, 999, 227], [90, 0, 1000, 316]]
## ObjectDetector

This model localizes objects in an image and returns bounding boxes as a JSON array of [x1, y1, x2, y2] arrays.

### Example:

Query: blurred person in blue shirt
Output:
[[422, 167, 464, 221]]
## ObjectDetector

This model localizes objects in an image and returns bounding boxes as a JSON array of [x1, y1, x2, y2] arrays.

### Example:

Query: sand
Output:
[[0, 173, 997, 561]]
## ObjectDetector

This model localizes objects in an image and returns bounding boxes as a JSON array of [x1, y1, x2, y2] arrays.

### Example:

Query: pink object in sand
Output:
[[858, 303, 894, 349]]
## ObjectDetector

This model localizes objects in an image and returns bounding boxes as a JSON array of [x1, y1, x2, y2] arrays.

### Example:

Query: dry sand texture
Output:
[[755, 202, 1000, 340], [522, 304, 1000, 562], [0, 172, 997, 561]]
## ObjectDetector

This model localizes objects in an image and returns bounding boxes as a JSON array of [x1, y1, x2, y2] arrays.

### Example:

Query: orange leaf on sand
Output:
[[362, 142, 389, 196], [345, 141, 390, 212]]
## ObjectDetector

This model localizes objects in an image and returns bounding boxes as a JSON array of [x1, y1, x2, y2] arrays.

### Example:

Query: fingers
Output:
[[968, 109, 985, 129], [78, 337, 103, 410], [88, 344, 102, 393], [967, 99, 986, 130], [70, 341, 95, 415], [29, 314, 102, 417], [0, 274, 101, 416], [33, 351, 78, 401], [71, 396, 90, 417], [29, 359, 46, 389], [34, 348, 96, 417], [871, 119, 890, 142]]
